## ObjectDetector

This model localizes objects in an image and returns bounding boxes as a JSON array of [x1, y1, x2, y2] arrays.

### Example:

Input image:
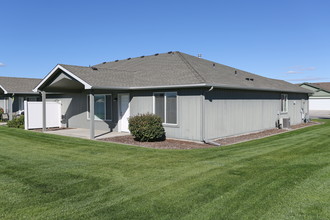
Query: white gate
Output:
[[24, 101, 61, 130]]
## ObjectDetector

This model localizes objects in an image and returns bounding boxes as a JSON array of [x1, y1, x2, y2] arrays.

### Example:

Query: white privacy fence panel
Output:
[[24, 101, 61, 129]]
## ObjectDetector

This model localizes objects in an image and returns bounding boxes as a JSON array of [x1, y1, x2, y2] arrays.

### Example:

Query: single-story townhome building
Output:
[[0, 76, 41, 120], [33, 51, 311, 141], [299, 82, 330, 111]]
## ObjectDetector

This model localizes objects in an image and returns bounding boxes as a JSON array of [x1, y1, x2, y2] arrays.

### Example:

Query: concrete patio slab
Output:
[[0, 122, 7, 126], [44, 128, 130, 140]]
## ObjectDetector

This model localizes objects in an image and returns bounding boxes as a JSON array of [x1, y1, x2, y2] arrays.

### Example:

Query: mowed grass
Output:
[[0, 121, 329, 220]]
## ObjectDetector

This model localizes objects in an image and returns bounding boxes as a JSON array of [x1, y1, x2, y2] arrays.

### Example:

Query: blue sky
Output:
[[0, 0, 329, 83]]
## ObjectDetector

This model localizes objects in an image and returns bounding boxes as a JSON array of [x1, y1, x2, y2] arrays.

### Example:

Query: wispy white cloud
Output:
[[303, 67, 316, 71], [285, 66, 316, 74], [286, 70, 301, 74], [0, 62, 5, 67]]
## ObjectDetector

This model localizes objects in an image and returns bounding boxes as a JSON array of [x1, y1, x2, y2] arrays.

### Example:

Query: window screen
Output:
[[166, 93, 177, 124], [87, 94, 112, 120], [154, 92, 177, 124], [155, 93, 165, 122]]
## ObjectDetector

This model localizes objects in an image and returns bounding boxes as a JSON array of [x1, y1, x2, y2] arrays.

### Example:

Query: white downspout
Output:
[[202, 86, 221, 146]]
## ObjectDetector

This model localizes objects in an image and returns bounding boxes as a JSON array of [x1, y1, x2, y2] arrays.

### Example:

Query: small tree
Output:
[[128, 113, 165, 142]]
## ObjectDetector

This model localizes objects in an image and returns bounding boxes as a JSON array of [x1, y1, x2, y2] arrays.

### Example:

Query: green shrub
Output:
[[7, 115, 24, 129], [0, 108, 3, 121], [128, 113, 165, 142]]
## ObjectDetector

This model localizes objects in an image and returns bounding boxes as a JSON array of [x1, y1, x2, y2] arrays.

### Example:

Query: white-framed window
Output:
[[281, 94, 288, 113], [87, 94, 112, 121], [18, 97, 24, 111], [153, 92, 177, 125]]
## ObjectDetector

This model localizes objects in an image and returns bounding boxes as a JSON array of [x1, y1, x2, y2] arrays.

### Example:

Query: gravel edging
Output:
[[100, 122, 320, 150], [214, 121, 320, 146]]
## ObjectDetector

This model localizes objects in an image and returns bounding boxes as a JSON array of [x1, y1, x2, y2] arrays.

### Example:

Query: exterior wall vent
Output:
[[280, 118, 290, 128]]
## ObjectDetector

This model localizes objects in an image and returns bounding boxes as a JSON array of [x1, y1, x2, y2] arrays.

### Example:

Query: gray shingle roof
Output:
[[0, 76, 41, 94], [301, 82, 330, 93], [56, 51, 309, 93]]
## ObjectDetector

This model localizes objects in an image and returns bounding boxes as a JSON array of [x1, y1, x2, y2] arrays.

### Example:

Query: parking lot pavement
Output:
[[310, 110, 330, 119]]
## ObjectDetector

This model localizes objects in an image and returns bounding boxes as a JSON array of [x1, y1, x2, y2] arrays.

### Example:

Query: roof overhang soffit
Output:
[[33, 64, 92, 92]]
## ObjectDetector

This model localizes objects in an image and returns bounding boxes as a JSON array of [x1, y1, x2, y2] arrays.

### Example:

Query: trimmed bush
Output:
[[7, 115, 24, 129], [0, 108, 3, 121], [128, 113, 165, 142]]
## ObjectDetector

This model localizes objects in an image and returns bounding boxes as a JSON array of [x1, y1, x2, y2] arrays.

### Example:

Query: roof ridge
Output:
[[59, 63, 88, 68], [60, 63, 136, 73], [0, 76, 41, 80], [94, 52, 169, 66], [176, 52, 206, 83], [89, 66, 137, 73], [178, 52, 283, 82], [303, 82, 330, 93]]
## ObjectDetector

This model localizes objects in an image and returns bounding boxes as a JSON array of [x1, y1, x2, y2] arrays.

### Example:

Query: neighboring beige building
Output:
[[300, 82, 330, 111]]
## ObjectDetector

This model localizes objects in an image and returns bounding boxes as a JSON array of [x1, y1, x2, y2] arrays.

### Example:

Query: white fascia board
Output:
[[91, 83, 310, 93], [10, 92, 38, 95], [310, 96, 330, 99], [33, 64, 92, 92], [0, 85, 8, 94]]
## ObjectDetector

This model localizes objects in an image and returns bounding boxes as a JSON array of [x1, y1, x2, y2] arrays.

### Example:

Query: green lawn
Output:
[[0, 121, 329, 220]]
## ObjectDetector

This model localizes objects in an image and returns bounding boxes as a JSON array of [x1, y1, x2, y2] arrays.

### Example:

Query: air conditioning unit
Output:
[[280, 118, 290, 129]]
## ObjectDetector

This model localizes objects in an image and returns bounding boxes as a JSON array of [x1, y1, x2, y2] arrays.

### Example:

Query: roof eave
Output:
[[8, 92, 39, 95], [90, 83, 310, 93], [0, 85, 8, 94], [209, 84, 310, 94], [91, 84, 208, 90]]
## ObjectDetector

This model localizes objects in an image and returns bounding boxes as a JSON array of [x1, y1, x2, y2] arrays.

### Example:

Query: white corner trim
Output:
[[0, 85, 8, 94], [33, 64, 92, 92]]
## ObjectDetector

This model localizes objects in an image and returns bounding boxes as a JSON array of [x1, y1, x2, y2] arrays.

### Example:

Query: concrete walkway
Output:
[[44, 128, 130, 140], [0, 122, 7, 126]]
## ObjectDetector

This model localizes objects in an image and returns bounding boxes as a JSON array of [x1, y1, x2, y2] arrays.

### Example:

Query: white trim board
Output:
[[33, 64, 92, 92], [310, 97, 330, 99], [0, 85, 8, 94]]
